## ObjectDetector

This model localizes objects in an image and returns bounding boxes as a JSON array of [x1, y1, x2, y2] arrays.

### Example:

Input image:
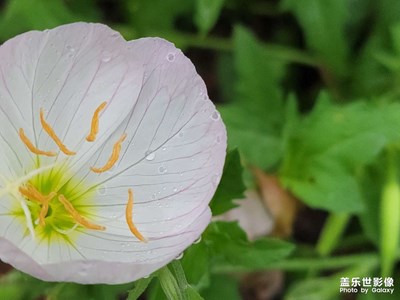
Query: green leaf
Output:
[[125, 0, 194, 35], [205, 221, 294, 272], [158, 266, 184, 300], [195, 0, 225, 35], [201, 275, 241, 300], [0, 0, 80, 41], [181, 242, 210, 290], [282, 0, 348, 77], [280, 94, 400, 212], [210, 149, 245, 215], [0, 271, 52, 300], [127, 276, 154, 300], [218, 25, 287, 169]]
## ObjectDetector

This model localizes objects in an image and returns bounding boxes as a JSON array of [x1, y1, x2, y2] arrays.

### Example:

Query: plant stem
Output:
[[380, 147, 400, 277], [213, 252, 380, 273], [316, 213, 351, 256], [115, 25, 319, 67]]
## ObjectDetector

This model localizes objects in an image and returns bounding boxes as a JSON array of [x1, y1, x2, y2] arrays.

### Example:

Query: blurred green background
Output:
[[2, 0, 400, 299]]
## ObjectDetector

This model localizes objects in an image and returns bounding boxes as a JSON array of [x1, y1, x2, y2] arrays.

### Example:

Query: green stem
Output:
[[114, 25, 319, 67], [158, 266, 184, 300], [316, 213, 351, 256], [380, 148, 400, 277], [127, 276, 154, 300], [213, 252, 380, 273]]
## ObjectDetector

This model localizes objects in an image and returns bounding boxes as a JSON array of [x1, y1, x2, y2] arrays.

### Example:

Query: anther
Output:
[[19, 128, 56, 157], [40, 108, 76, 155], [86, 101, 107, 142], [38, 191, 56, 226], [58, 194, 106, 231], [125, 189, 147, 242], [19, 185, 56, 226], [90, 133, 127, 173]]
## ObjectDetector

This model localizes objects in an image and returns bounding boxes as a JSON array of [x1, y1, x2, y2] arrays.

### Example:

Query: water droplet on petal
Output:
[[145, 150, 155, 161], [97, 186, 107, 195], [175, 253, 184, 260], [216, 136, 221, 143], [102, 51, 112, 62], [162, 146, 167, 151], [194, 236, 202, 244], [166, 53, 175, 62], [111, 32, 119, 38], [173, 187, 178, 192], [158, 166, 167, 174], [178, 132, 184, 138], [211, 111, 220, 121]]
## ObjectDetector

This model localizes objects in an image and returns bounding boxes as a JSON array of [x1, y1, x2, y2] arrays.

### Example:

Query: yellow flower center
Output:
[[10, 101, 146, 242]]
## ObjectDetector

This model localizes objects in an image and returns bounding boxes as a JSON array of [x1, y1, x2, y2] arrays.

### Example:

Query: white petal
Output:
[[0, 29, 226, 284], [69, 38, 226, 238], [0, 23, 143, 175], [0, 206, 210, 284]]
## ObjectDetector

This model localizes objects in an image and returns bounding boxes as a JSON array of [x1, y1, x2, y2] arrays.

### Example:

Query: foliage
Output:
[[2, 0, 400, 299]]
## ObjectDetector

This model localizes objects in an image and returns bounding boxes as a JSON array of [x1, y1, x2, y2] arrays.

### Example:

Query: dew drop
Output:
[[194, 236, 202, 244], [162, 146, 167, 151], [111, 32, 119, 38], [211, 111, 220, 121], [216, 136, 221, 143], [175, 253, 184, 260], [173, 187, 178, 192], [66, 45, 75, 52], [158, 166, 167, 174], [97, 186, 107, 195], [145, 150, 155, 161], [178, 132, 184, 138], [102, 51, 112, 62], [166, 52, 175, 62]]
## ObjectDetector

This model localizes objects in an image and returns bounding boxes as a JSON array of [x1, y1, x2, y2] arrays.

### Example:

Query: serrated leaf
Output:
[[280, 94, 400, 212], [210, 149, 245, 215], [0, 0, 79, 41], [205, 221, 294, 272], [181, 242, 210, 290], [218, 26, 287, 169], [282, 0, 348, 77], [195, 0, 225, 35], [125, 0, 194, 35]]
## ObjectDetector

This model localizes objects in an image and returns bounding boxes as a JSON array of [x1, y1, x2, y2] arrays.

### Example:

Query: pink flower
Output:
[[0, 23, 226, 284]]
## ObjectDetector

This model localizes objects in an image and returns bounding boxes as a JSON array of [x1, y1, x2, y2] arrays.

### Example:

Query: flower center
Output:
[[9, 101, 146, 242], [14, 166, 100, 240]]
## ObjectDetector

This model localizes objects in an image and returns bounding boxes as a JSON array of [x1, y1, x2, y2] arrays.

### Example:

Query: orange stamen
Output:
[[40, 108, 76, 156], [125, 189, 147, 242], [90, 133, 127, 173], [19, 185, 56, 226], [58, 194, 105, 231], [86, 101, 107, 142], [19, 128, 56, 157], [19, 186, 43, 203], [38, 191, 56, 226]]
